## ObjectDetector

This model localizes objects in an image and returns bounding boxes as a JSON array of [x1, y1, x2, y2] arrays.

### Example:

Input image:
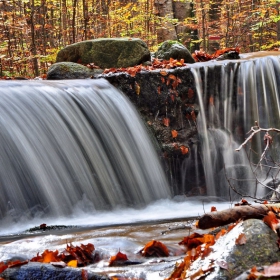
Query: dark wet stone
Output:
[[0, 262, 109, 280], [47, 62, 95, 80]]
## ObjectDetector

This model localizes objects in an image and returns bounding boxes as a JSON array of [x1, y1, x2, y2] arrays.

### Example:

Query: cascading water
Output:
[[189, 54, 280, 199], [0, 79, 170, 221]]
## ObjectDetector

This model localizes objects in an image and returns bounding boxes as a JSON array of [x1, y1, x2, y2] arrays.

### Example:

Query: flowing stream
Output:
[[1, 54, 280, 279]]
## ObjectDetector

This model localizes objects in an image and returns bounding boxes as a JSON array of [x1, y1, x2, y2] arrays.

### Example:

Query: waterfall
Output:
[[0, 79, 170, 220], [190, 55, 280, 200]]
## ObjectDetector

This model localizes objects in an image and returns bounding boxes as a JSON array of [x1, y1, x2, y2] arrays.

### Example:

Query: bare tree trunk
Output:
[[154, 0, 177, 42]]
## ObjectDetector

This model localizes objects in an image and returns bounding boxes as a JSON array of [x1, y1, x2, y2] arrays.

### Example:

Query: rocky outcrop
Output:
[[154, 40, 195, 63], [47, 62, 98, 80], [186, 219, 280, 279], [56, 38, 151, 69]]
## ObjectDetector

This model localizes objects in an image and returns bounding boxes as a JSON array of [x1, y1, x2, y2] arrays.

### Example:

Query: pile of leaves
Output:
[[102, 57, 187, 77], [192, 47, 240, 62]]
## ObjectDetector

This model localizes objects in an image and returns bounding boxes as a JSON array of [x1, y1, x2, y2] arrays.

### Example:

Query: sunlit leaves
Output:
[[140, 240, 169, 257]]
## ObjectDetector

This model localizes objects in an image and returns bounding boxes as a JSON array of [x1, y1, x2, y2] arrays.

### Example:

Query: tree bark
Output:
[[197, 204, 280, 229], [154, 0, 177, 42]]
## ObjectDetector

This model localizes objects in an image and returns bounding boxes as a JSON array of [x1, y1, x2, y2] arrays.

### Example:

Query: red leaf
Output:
[[0, 262, 8, 274], [263, 211, 280, 232], [163, 118, 170, 127], [140, 240, 169, 257], [171, 130, 178, 138], [235, 233, 247, 245], [211, 206, 217, 212], [109, 251, 128, 266]]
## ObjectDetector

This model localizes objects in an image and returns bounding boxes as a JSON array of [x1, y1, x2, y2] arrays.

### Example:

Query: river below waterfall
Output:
[[0, 198, 231, 279]]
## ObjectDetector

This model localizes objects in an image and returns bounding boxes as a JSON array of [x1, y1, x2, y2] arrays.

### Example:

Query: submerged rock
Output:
[[0, 262, 109, 280], [56, 38, 151, 69]]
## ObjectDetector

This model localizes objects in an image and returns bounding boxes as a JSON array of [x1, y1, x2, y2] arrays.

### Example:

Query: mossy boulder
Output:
[[56, 38, 151, 69], [47, 62, 98, 80], [186, 219, 280, 279], [154, 40, 195, 63]]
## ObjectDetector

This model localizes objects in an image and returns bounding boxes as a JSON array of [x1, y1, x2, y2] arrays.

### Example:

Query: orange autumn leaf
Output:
[[141, 240, 169, 257], [235, 233, 247, 245], [263, 211, 280, 232], [81, 269, 88, 280], [160, 70, 168, 76], [42, 250, 59, 263], [163, 117, 170, 127], [135, 82, 140, 95], [168, 74, 177, 80], [215, 228, 227, 240], [167, 259, 187, 279], [179, 233, 204, 249], [109, 251, 128, 266], [211, 206, 217, 212], [171, 130, 178, 138], [0, 262, 8, 273], [67, 260, 78, 268], [180, 145, 189, 155]]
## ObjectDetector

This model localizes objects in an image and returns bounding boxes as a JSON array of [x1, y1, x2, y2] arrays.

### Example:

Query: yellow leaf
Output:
[[67, 260, 78, 268]]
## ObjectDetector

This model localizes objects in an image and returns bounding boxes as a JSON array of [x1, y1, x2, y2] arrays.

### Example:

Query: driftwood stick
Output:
[[235, 126, 280, 152], [197, 203, 280, 229]]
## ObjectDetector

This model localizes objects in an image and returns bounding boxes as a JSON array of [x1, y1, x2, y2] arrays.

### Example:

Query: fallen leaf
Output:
[[81, 269, 88, 280], [163, 117, 170, 127], [263, 262, 280, 277], [215, 228, 227, 240], [160, 70, 168, 76], [180, 145, 189, 155], [135, 82, 140, 95], [67, 259, 78, 267], [0, 262, 8, 273], [109, 251, 128, 266], [211, 206, 217, 212], [141, 240, 169, 257], [235, 233, 246, 245], [263, 211, 280, 232], [171, 130, 178, 138]]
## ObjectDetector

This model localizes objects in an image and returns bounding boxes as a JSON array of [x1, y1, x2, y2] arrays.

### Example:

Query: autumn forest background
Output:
[[1, 0, 280, 77]]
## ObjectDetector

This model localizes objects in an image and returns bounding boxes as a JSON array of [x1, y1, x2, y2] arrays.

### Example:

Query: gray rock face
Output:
[[0, 262, 109, 280], [154, 41, 195, 63], [186, 219, 280, 279], [56, 38, 151, 69], [47, 62, 96, 80]]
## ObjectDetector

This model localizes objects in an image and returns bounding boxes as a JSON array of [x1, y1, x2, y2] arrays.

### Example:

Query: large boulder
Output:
[[154, 40, 195, 63], [186, 219, 280, 279], [47, 62, 98, 80], [0, 262, 109, 280], [56, 38, 151, 69]]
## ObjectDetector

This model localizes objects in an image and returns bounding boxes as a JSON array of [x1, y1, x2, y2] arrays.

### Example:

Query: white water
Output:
[[189, 55, 280, 199], [0, 79, 170, 222]]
